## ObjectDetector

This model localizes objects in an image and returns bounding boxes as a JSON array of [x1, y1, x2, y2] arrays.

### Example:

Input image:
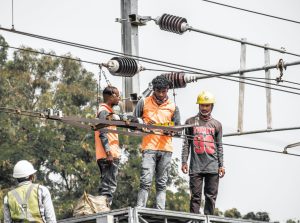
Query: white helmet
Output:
[[13, 160, 37, 178]]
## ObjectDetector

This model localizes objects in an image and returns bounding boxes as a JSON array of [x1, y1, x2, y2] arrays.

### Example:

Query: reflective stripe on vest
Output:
[[141, 96, 175, 152], [95, 103, 120, 160], [7, 183, 43, 223]]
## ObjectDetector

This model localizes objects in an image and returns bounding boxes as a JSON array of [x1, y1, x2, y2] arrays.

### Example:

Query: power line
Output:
[[201, 0, 300, 25], [145, 68, 300, 92], [5, 45, 100, 66], [1, 106, 299, 158], [188, 26, 300, 58], [5, 45, 300, 94], [224, 126, 300, 137], [1, 27, 300, 96]]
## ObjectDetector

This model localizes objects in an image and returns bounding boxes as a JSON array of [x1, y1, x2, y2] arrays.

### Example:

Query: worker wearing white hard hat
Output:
[[3, 160, 57, 223]]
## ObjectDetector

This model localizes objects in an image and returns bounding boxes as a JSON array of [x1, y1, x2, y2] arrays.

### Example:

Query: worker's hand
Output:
[[218, 167, 225, 178], [181, 163, 189, 174], [147, 120, 156, 125], [106, 151, 114, 164]]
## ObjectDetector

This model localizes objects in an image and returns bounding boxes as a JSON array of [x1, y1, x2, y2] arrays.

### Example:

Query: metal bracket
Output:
[[128, 14, 152, 26]]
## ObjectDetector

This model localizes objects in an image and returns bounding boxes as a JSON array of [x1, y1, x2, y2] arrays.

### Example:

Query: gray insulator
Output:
[[157, 14, 188, 34], [109, 57, 139, 77]]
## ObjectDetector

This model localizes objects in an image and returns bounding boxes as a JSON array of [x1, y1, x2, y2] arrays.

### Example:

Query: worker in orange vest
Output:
[[95, 85, 121, 210], [134, 75, 180, 209]]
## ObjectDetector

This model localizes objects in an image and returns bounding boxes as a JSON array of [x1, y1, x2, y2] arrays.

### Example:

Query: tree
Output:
[[224, 208, 242, 219], [243, 212, 256, 220], [255, 212, 270, 222], [243, 211, 270, 222], [286, 219, 300, 223], [0, 36, 191, 220], [0, 39, 98, 219], [213, 208, 223, 216]]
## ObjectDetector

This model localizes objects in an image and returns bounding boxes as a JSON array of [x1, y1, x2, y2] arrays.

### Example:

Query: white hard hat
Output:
[[13, 160, 37, 178]]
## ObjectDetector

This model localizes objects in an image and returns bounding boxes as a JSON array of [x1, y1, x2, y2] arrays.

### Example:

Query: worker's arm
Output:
[[171, 106, 181, 126], [97, 110, 111, 153], [40, 186, 57, 223], [133, 99, 144, 118], [181, 120, 191, 174], [216, 122, 225, 178], [3, 195, 12, 223]]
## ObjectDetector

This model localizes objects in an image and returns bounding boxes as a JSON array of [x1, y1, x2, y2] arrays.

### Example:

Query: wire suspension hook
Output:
[[276, 59, 286, 84]]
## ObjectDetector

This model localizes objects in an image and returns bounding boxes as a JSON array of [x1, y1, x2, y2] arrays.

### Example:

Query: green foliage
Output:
[[0, 36, 190, 221], [286, 219, 300, 223], [0, 35, 8, 66], [243, 211, 270, 222], [224, 208, 242, 219], [0, 39, 98, 220], [213, 208, 223, 216]]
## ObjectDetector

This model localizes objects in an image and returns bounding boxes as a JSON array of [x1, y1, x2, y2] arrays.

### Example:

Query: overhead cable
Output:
[[5, 45, 100, 65], [154, 13, 300, 57], [1, 27, 300, 95], [201, 0, 300, 25], [5, 45, 300, 93], [1, 106, 300, 158], [145, 68, 300, 92], [224, 126, 300, 137]]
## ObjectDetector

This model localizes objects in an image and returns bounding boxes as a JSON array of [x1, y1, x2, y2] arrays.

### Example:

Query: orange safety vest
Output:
[[95, 103, 120, 160], [141, 96, 176, 152]]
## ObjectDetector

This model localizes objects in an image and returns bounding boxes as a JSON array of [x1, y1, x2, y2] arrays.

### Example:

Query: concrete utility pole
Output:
[[237, 38, 246, 132], [264, 44, 272, 129], [120, 0, 140, 113]]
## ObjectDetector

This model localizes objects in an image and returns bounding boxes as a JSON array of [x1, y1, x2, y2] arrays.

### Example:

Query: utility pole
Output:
[[237, 38, 246, 132], [264, 44, 272, 129], [120, 0, 140, 113]]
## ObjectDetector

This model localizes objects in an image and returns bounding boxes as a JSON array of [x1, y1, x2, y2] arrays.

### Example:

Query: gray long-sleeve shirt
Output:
[[3, 181, 57, 223], [182, 115, 224, 174]]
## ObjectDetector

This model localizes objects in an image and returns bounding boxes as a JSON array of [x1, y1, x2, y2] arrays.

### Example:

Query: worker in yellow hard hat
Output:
[[3, 160, 57, 222], [181, 90, 225, 215]]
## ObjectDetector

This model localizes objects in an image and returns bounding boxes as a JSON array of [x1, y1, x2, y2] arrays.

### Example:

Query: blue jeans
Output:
[[136, 150, 172, 209], [97, 159, 119, 204]]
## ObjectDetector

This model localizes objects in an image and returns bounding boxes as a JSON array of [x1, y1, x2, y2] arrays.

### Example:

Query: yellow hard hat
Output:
[[196, 91, 215, 104]]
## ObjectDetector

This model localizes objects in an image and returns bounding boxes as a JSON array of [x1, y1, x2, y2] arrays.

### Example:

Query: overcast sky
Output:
[[1, 0, 300, 222]]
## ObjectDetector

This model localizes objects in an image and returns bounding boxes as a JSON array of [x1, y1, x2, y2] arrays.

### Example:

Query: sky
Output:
[[1, 0, 300, 222]]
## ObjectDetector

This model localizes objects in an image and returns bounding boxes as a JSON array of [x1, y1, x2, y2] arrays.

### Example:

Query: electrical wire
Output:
[[201, 0, 300, 25], [8, 43, 300, 93], [1, 27, 300, 96], [145, 68, 300, 92], [4, 45, 100, 66], [1, 106, 300, 158], [181, 134, 300, 157]]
